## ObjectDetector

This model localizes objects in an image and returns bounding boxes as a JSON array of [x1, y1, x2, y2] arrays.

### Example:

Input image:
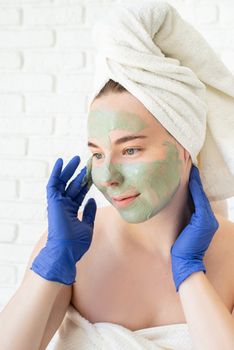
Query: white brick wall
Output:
[[0, 30, 54, 48], [0, 1, 233, 349], [0, 94, 23, 113]]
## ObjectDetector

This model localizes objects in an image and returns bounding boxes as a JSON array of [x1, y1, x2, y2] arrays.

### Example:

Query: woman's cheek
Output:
[[91, 166, 105, 190]]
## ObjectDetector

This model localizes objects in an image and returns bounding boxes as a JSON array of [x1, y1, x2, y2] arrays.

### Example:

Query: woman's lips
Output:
[[112, 193, 140, 208]]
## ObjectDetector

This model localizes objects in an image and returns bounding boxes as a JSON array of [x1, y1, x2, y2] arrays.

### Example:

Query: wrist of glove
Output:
[[170, 165, 219, 293], [30, 239, 86, 285], [171, 254, 206, 292]]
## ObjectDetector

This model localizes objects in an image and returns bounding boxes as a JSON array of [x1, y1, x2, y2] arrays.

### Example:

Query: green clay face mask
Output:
[[87, 108, 183, 224]]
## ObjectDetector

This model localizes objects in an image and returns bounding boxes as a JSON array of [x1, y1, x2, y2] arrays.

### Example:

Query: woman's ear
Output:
[[182, 147, 188, 161], [181, 149, 192, 184], [182, 148, 192, 168]]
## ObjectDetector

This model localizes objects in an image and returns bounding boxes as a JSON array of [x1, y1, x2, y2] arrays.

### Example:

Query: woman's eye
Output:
[[93, 147, 141, 160], [123, 148, 141, 155], [93, 153, 103, 160]]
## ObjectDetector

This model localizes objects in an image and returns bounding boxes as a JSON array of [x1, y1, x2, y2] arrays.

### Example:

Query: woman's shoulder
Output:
[[212, 212, 234, 245], [206, 212, 234, 258]]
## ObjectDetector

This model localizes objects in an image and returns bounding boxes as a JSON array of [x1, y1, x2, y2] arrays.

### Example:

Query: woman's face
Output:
[[87, 92, 184, 223]]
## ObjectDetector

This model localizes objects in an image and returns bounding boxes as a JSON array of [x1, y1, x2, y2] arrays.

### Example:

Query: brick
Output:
[[0, 74, 53, 93], [0, 243, 34, 264], [0, 231, 17, 243], [45, 154, 91, 180], [0, 30, 54, 48], [85, 50, 96, 73], [55, 0, 87, 3], [0, 223, 17, 243], [55, 115, 88, 137], [25, 93, 86, 114], [193, 2, 218, 24], [23, 6, 82, 26], [0, 0, 52, 3], [17, 221, 46, 244], [85, 2, 112, 26], [0, 287, 16, 309], [219, 3, 234, 23], [0, 180, 17, 200], [24, 51, 84, 73], [20, 179, 46, 200], [0, 52, 22, 70], [0, 117, 53, 135], [57, 29, 92, 48], [0, 265, 16, 285], [0, 8, 21, 25], [17, 263, 29, 284], [0, 201, 46, 221], [28, 135, 87, 156], [0, 136, 26, 156], [0, 159, 47, 178], [57, 73, 93, 93], [0, 94, 23, 113]]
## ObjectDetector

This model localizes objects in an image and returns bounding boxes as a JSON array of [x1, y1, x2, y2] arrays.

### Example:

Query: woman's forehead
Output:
[[88, 92, 157, 126], [87, 108, 167, 142], [87, 93, 172, 147]]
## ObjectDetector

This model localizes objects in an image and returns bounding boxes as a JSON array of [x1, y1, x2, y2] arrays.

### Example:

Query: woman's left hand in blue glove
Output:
[[170, 165, 219, 292]]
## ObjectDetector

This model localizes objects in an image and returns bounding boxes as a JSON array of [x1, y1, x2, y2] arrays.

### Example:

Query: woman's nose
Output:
[[99, 161, 124, 187]]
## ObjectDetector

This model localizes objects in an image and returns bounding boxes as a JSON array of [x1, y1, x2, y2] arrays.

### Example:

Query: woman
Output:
[[1, 80, 233, 350], [1, 1, 234, 350]]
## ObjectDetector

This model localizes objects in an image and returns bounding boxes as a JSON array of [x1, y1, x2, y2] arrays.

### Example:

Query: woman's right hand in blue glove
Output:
[[30, 155, 97, 285]]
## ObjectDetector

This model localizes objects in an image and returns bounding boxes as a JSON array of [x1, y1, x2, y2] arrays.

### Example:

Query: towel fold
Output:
[[88, 0, 234, 202], [54, 304, 194, 350]]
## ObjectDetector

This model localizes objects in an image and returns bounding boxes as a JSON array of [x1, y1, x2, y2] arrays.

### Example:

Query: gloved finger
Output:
[[83, 156, 94, 191], [66, 156, 93, 199], [189, 177, 219, 233], [47, 156, 81, 196], [189, 173, 212, 214], [46, 158, 64, 197], [74, 183, 89, 207], [82, 198, 97, 228], [60, 155, 81, 185], [189, 165, 206, 196], [65, 166, 87, 199]]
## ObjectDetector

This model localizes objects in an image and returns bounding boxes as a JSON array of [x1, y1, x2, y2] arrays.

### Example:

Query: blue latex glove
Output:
[[170, 165, 219, 292], [30, 155, 97, 285]]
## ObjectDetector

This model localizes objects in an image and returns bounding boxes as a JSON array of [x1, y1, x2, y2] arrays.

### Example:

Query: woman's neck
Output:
[[113, 184, 194, 262]]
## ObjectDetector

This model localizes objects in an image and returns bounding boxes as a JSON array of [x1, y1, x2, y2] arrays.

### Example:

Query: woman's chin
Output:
[[118, 209, 153, 224]]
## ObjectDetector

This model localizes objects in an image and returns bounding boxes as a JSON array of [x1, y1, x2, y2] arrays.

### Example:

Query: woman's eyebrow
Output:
[[87, 135, 148, 149]]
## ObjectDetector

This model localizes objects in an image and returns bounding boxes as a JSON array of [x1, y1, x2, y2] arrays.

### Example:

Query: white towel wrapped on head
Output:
[[88, 0, 234, 203]]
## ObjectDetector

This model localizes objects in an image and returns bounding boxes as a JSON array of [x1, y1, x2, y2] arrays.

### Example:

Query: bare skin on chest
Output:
[[71, 206, 233, 331]]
